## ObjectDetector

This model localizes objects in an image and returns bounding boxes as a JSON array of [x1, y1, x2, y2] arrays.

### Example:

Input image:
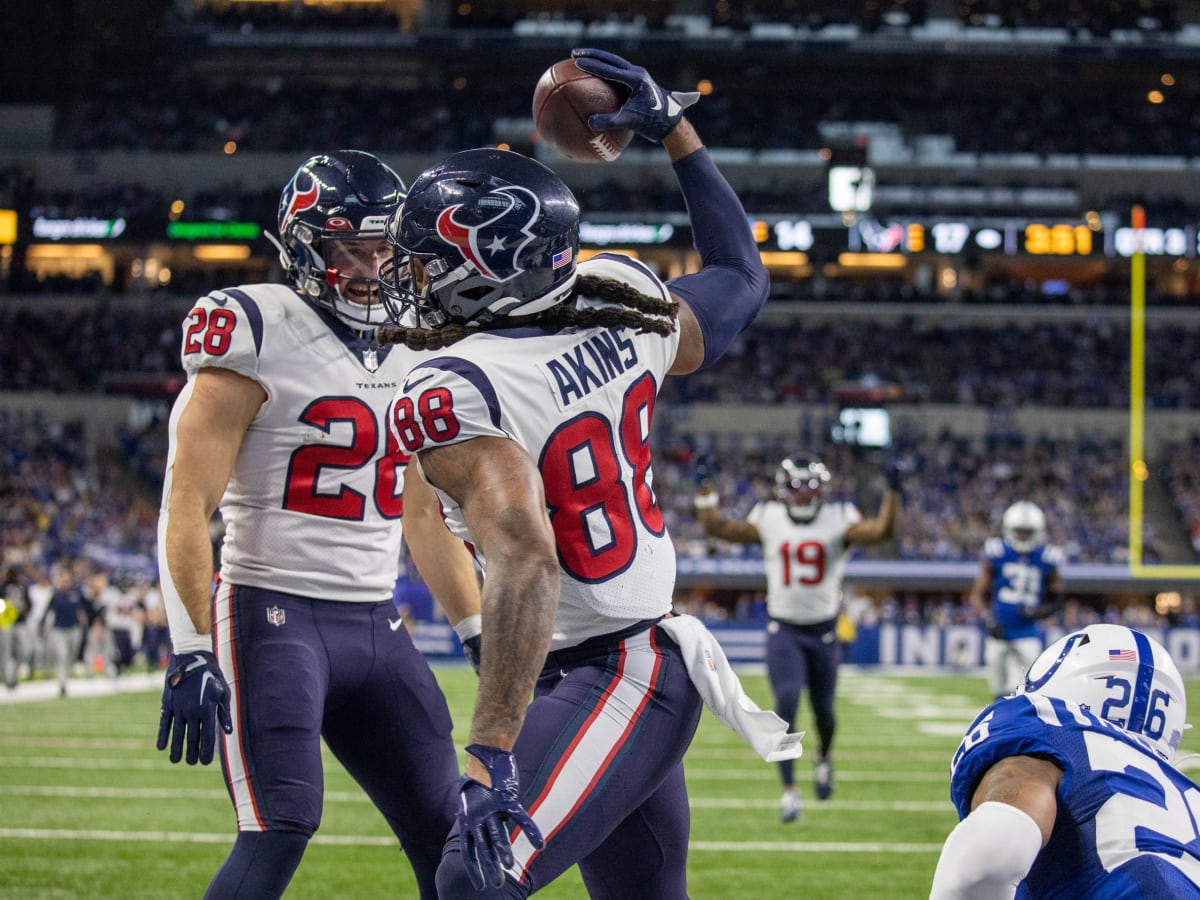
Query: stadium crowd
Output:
[[10, 298, 1194, 410], [0, 411, 170, 690], [1, 386, 1192, 690], [171, 0, 1179, 36], [0, 296, 1196, 575], [2, 0, 1199, 692], [59, 73, 1200, 162], [12, 164, 1192, 227]]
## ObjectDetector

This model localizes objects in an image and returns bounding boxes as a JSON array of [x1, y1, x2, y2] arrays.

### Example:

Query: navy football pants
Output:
[[212, 583, 459, 899], [766, 616, 840, 786], [436, 621, 703, 899]]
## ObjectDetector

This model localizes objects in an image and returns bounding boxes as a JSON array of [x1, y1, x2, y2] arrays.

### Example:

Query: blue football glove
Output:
[[156, 650, 232, 766], [457, 744, 544, 890], [571, 47, 700, 143], [462, 634, 482, 676], [884, 456, 905, 492]]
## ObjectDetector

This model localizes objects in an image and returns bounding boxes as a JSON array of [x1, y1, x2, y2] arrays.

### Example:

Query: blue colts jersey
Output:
[[950, 693, 1200, 898], [982, 537, 1063, 640]]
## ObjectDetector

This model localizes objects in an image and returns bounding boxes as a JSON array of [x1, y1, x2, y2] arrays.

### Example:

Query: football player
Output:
[[931, 624, 1200, 897], [154, 150, 482, 900], [968, 500, 1064, 699], [377, 48, 781, 897], [695, 454, 901, 821]]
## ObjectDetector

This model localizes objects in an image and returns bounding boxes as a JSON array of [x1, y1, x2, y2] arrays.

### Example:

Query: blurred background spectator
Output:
[[0, 0, 1198, 678]]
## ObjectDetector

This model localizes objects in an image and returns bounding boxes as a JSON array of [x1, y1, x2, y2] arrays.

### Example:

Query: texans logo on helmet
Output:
[[434, 186, 540, 282], [282, 175, 320, 228]]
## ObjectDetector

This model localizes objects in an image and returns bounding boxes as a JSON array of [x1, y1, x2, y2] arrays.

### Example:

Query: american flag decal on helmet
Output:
[[1109, 648, 1136, 661], [552, 247, 573, 269]]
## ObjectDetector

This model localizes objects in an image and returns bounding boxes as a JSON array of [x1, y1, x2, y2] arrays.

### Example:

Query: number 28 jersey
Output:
[[159, 284, 413, 604], [747, 500, 861, 625], [389, 256, 679, 651], [950, 693, 1200, 898]]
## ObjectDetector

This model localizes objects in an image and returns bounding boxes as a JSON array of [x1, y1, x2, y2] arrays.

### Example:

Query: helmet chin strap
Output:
[[264, 230, 289, 269]]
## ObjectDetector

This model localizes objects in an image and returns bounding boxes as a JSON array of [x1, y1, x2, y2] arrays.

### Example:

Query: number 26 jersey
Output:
[[950, 693, 1200, 898]]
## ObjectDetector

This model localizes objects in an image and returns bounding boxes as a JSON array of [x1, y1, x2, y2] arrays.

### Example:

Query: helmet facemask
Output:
[[283, 221, 393, 330], [275, 150, 406, 333], [776, 457, 831, 521], [378, 247, 429, 328]]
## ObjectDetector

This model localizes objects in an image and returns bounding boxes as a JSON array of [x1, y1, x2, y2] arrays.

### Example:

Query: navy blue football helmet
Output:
[[776, 455, 831, 520], [380, 148, 580, 329], [274, 150, 406, 330]]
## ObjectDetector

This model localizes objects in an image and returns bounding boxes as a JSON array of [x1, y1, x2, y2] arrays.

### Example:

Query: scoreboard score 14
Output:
[[765, 215, 1197, 258]]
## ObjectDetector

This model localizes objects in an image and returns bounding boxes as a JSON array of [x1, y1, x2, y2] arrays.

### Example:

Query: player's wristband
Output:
[[453, 614, 482, 643], [693, 493, 719, 510]]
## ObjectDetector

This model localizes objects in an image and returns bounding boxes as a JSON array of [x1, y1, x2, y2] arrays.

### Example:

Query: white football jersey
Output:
[[98, 585, 137, 632], [159, 284, 417, 617], [391, 255, 679, 650], [747, 500, 861, 625]]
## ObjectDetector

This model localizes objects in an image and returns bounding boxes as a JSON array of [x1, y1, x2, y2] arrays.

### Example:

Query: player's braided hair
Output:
[[376, 274, 679, 351]]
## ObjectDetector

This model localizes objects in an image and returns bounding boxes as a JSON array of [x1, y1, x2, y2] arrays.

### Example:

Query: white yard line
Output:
[[0, 827, 944, 853]]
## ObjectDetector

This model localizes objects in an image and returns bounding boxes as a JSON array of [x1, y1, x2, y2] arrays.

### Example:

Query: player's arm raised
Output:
[[164, 367, 264, 641], [664, 116, 769, 375], [694, 484, 761, 544], [845, 459, 902, 547], [570, 48, 768, 376], [929, 754, 1060, 899]]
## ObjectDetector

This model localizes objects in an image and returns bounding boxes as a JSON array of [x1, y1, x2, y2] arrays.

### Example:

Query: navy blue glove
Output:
[[884, 456, 907, 492], [156, 650, 232, 765], [571, 47, 699, 143], [457, 744, 543, 890], [462, 634, 482, 676]]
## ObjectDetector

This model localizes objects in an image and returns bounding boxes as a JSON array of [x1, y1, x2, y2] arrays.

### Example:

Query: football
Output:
[[532, 59, 634, 163]]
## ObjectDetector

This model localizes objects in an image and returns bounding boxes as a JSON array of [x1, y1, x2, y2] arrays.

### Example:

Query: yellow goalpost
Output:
[[1128, 204, 1200, 578]]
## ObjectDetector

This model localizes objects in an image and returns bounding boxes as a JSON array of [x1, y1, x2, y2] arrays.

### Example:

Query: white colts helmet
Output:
[[1002, 501, 1046, 553], [1018, 624, 1188, 762]]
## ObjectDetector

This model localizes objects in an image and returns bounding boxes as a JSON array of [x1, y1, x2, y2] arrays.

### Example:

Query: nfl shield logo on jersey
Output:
[[362, 348, 379, 372], [267, 605, 286, 627]]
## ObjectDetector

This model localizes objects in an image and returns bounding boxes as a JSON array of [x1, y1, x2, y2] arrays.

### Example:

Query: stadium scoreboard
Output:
[[765, 215, 1198, 259], [20, 210, 1197, 261]]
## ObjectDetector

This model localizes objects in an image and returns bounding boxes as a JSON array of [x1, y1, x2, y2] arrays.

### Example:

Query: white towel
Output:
[[659, 614, 804, 762]]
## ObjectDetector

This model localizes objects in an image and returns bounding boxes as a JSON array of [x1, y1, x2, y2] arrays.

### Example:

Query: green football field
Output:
[[3, 666, 1197, 899]]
